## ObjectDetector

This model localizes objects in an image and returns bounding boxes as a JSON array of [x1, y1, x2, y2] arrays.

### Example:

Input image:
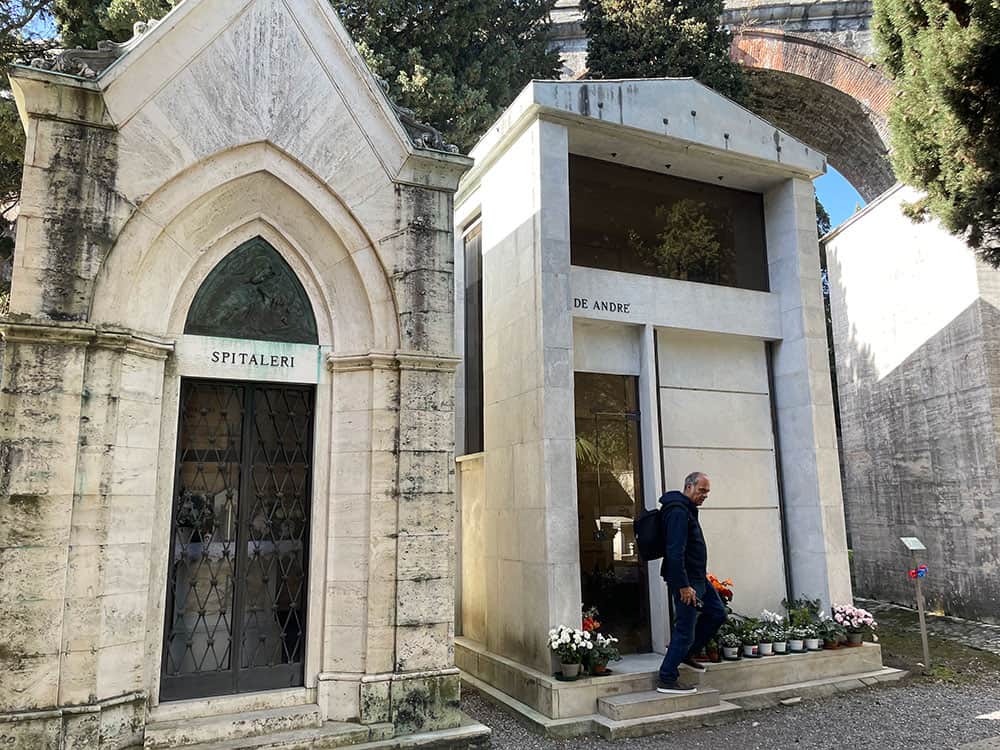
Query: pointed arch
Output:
[[90, 142, 400, 354], [184, 236, 319, 344]]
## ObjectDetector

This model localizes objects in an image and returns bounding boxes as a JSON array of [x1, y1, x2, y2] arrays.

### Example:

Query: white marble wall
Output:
[[657, 329, 788, 616]]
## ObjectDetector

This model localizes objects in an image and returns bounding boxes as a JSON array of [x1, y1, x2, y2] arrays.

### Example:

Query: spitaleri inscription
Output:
[[211, 351, 296, 368], [574, 297, 632, 314]]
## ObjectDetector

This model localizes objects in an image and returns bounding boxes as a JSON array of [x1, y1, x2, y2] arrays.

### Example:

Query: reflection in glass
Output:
[[570, 155, 768, 291], [575, 373, 652, 654]]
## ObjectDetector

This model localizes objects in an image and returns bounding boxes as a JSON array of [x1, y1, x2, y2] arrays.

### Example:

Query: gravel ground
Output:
[[462, 675, 1000, 750]]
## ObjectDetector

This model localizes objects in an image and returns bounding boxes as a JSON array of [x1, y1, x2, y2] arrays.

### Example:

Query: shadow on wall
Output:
[[828, 252, 1000, 623]]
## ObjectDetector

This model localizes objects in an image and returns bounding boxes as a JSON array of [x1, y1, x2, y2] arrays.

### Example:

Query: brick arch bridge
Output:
[[552, 0, 896, 201], [732, 29, 895, 201]]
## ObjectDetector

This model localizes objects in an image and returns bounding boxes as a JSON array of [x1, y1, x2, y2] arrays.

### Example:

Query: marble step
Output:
[[144, 704, 324, 749], [173, 721, 384, 750], [598, 687, 720, 720]]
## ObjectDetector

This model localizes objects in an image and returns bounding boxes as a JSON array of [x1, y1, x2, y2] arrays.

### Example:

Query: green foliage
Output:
[[581, 0, 746, 102], [783, 595, 822, 627], [627, 199, 732, 282], [874, 0, 1000, 262], [816, 197, 832, 238], [332, 0, 560, 152], [0, 96, 24, 210], [53, 0, 172, 47]]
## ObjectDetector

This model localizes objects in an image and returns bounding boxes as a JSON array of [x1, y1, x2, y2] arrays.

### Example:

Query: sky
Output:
[[814, 167, 866, 231]]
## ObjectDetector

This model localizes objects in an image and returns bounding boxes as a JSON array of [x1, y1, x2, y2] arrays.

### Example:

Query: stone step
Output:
[[175, 721, 380, 750], [144, 704, 324, 749], [593, 700, 743, 740], [597, 687, 720, 721]]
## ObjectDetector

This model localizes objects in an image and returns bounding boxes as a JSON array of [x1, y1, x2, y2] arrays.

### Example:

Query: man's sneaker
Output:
[[681, 657, 707, 673], [656, 679, 697, 694]]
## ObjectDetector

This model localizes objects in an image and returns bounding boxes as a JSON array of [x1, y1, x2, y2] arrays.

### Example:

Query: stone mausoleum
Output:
[[452, 79, 899, 733], [0, 1, 488, 748]]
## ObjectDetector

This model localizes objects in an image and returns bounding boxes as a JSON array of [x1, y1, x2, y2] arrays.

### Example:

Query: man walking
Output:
[[656, 471, 727, 694]]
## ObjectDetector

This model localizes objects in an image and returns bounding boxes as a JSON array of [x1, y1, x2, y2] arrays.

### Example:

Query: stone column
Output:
[[764, 177, 852, 610]]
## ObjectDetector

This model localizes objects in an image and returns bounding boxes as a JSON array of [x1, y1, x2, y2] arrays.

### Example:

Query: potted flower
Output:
[[548, 625, 591, 679], [740, 620, 762, 657], [586, 633, 621, 675], [758, 628, 774, 656], [720, 632, 741, 660], [819, 616, 846, 649], [705, 638, 721, 663], [832, 604, 878, 646], [760, 610, 785, 656], [771, 625, 789, 654], [788, 627, 807, 653], [802, 624, 821, 651]]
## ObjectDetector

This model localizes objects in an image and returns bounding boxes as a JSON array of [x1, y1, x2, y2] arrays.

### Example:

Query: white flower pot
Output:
[[742, 644, 758, 657], [788, 639, 804, 652], [773, 641, 787, 654], [722, 646, 739, 660], [805, 638, 821, 651], [759, 642, 773, 656]]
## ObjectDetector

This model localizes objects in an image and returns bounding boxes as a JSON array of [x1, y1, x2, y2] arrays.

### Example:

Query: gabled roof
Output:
[[463, 78, 826, 194], [17, 0, 457, 155]]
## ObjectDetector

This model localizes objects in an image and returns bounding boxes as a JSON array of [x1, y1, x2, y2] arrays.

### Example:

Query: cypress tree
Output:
[[581, 0, 746, 102], [333, 0, 560, 151], [874, 0, 1000, 262]]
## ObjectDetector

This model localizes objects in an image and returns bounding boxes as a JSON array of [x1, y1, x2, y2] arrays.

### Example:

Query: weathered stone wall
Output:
[[827, 185, 1000, 622]]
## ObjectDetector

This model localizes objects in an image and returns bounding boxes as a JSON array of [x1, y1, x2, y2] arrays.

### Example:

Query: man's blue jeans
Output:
[[658, 578, 727, 683]]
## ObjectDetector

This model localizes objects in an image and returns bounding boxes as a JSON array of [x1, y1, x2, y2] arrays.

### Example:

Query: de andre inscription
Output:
[[211, 350, 296, 368], [573, 297, 632, 314]]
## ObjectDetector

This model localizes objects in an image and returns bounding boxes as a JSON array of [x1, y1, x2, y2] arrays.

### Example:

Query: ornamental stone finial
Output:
[[29, 16, 162, 79]]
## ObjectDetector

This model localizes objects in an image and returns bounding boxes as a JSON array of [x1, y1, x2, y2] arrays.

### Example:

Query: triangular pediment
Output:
[[82, 0, 442, 191]]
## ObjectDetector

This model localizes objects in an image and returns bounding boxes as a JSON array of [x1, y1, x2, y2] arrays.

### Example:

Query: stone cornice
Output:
[[326, 351, 461, 373], [0, 321, 174, 360]]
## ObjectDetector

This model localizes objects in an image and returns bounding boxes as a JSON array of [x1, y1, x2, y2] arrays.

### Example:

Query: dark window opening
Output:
[[463, 223, 484, 455], [569, 155, 769, 291]]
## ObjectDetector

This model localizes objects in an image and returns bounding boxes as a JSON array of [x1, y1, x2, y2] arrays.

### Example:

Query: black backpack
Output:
[[635, 499, 688, 562]]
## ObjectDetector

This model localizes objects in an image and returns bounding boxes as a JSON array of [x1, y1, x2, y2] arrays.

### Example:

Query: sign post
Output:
[[900, 536, 930, 671]]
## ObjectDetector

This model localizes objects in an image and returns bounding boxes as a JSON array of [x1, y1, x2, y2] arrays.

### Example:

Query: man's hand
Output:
[[679, 587, 697, 606]]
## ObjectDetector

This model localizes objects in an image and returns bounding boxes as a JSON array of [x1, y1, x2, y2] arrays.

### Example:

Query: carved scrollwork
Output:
[[29, 19, 160, 79], [374, 75, 460, 154]]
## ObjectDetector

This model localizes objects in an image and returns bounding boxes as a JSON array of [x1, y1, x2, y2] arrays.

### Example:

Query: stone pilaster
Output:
[[765, 177, 852, 610]]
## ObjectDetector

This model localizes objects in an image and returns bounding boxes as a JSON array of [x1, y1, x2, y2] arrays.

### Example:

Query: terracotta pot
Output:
[[847, 632, 864, 646], [591, 662, 608, 675], [823, 639, 841, 650], [561, 663, 581, 679]]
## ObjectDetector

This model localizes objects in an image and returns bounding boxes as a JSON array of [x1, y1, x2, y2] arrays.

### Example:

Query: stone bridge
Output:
[[552, 0, 894, 200]]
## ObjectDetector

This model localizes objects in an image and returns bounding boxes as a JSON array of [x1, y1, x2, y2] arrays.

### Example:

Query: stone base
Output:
[[457, 636, 903, 726], [0, 692, 145, 750]]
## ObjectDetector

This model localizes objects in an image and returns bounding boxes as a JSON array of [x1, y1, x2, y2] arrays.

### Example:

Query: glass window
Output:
[[569, 155, 769, 291], [463, 222, 484, 455]]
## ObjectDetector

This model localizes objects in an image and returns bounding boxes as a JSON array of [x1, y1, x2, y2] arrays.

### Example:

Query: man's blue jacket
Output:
[[658, 491, 708, 589]]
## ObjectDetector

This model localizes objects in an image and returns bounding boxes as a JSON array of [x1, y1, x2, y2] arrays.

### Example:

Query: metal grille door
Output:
[[161, 379, 314, 701]]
